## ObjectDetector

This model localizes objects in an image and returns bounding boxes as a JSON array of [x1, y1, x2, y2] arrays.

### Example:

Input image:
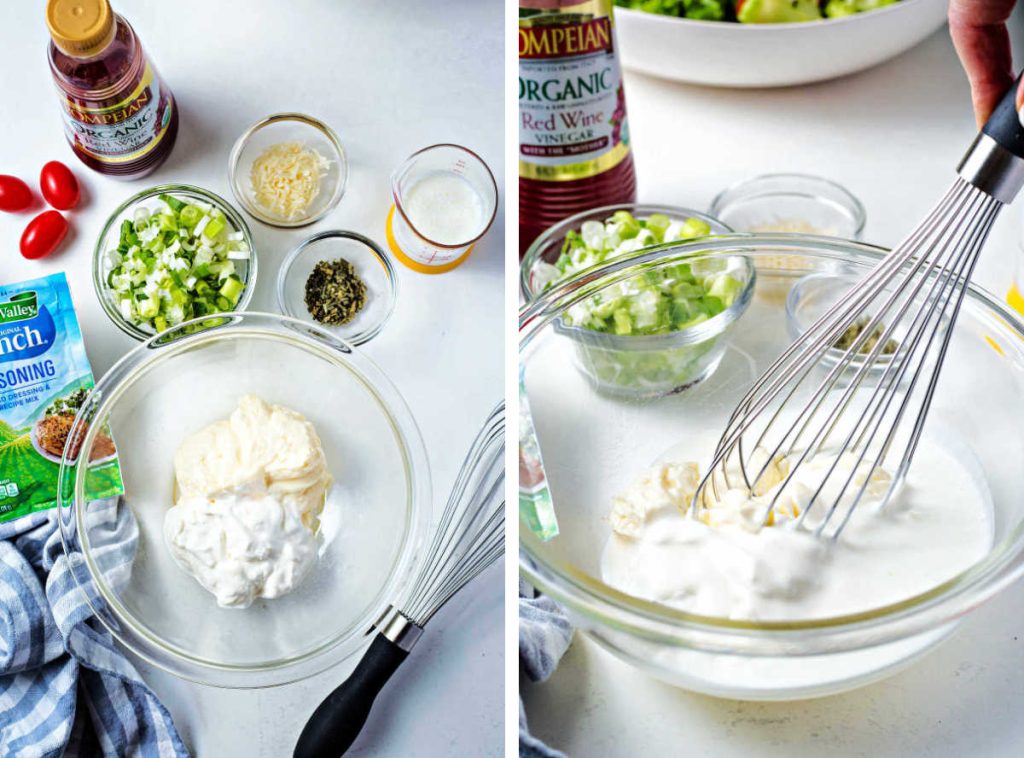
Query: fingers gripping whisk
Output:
[[692, 160, 1010, 539]]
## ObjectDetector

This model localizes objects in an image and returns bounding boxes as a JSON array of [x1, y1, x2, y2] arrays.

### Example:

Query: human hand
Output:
[[949, 0, 1021, 126]]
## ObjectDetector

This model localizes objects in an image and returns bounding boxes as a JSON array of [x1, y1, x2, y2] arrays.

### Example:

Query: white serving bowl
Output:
[[615, 0, 948, 88]]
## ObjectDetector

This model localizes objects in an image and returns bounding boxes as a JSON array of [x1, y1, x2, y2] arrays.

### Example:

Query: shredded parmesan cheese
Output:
[[748, 220, 835, 273], [749, 219, 835, 235], [249, 142, 330, 220]]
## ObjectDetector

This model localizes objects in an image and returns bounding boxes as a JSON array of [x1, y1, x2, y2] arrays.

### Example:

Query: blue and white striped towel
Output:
[[519, 579, 573, 758], [0, 502, 188, 758]]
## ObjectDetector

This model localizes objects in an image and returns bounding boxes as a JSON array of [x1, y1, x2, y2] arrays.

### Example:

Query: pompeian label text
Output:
[[519, 18, 613, 59], [55, 64, 171, 161], [66, 88, 151, 125]]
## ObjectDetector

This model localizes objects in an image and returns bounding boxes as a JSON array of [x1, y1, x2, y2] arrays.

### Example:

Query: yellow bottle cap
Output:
[[46, 0, 115, 58]]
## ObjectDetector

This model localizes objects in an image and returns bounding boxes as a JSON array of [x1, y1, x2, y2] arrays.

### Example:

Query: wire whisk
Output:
[[402, 401, 506, 626], [692, 79, 1024, 541], [295, 401, 505, 758]]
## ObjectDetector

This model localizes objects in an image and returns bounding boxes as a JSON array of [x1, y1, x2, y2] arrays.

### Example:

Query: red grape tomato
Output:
[[20, 210, 69, 259], [39, 161, 79, 210], [0, 175, 32, 212]]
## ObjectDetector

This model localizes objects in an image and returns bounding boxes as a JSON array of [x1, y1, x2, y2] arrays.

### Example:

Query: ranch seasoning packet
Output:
[[0, 272, 123, 522]]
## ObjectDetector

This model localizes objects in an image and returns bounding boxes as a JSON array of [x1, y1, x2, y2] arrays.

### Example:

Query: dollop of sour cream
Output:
[[164, 394, 332, 608], [601, 440, 991, 621]]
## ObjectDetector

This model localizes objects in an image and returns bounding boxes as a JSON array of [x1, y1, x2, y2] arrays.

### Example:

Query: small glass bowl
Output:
[[229, 113, 347, 227], [710, 174, 866, 239], [93, 184, 257, 342], [786, 271, 947, 385], [553, 254, 756, 400], [519, 204, 745, 399], [277, 230, 398, 346], [520, 203, 732, 300]]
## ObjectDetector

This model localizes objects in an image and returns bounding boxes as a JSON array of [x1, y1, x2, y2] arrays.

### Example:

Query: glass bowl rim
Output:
[[709, 172, 867, 238], [520, 202, 733, 302], [228, 112, 348, 228], [56, 311, 432, 688], [275, 229, 399, 346], [91, 183, 258, 342], [519, 233, 1024, 653]]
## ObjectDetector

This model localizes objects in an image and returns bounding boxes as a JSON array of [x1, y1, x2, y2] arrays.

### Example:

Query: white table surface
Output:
[[0, 1, 504, 756], [521, 10, 1024, 758]]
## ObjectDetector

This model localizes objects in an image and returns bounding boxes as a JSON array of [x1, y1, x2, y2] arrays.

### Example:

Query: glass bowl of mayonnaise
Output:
[[56, 312, 430, 688], [520, 235, 1024, 701]]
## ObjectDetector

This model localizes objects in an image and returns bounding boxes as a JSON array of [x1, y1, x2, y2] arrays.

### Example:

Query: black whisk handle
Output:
[[293, 633, 409, 758], [960, 71, 1024, 203], [981, 71, 1024, 160]]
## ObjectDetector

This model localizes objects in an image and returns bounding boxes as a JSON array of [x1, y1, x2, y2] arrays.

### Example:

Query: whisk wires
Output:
[[403, 402, 505, 627], [692, 178, 1002, 539]]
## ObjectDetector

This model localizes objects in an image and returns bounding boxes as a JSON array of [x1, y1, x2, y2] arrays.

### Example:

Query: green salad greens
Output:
[[44, 388, 87, 418], [105, 194, 250, 334], [614, 0, 898, 22]]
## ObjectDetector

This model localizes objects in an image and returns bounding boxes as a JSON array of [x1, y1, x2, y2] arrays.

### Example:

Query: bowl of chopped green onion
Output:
[[93, 184, 257, 341], [521, 205, 753, 398], [520, 204, 732, 300]]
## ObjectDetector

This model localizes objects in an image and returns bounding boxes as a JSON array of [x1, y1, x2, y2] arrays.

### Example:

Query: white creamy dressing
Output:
[[164, 394, 333, 608], [402, 172, 485, 245], [601, 439, 992, 621]]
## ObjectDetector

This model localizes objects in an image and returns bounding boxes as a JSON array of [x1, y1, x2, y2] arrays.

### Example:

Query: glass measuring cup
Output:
[[386, 144, 498, 274]]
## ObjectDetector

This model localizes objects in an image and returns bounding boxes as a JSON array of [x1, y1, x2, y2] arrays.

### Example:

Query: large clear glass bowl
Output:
[[57, 313, 430, 688], [520, 235, 1024, 700]]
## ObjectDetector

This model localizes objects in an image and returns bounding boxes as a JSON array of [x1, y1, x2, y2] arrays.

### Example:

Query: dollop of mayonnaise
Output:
[[164, 394, 333, 608], [602, 443, 990, 621]]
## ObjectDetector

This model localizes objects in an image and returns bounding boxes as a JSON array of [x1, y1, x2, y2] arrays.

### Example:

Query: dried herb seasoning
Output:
[[833, 317, 898, 356], [304, 258, 368, 326]]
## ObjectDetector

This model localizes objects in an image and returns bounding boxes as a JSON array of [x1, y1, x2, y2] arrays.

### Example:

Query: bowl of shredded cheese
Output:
[[710, 173, 866, 239], [229, 113, 347, 228], [709, 174, 866, 292]]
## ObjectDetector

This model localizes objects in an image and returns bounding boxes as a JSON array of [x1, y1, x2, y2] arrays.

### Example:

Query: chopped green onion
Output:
[[105, 195, 249, 334]]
